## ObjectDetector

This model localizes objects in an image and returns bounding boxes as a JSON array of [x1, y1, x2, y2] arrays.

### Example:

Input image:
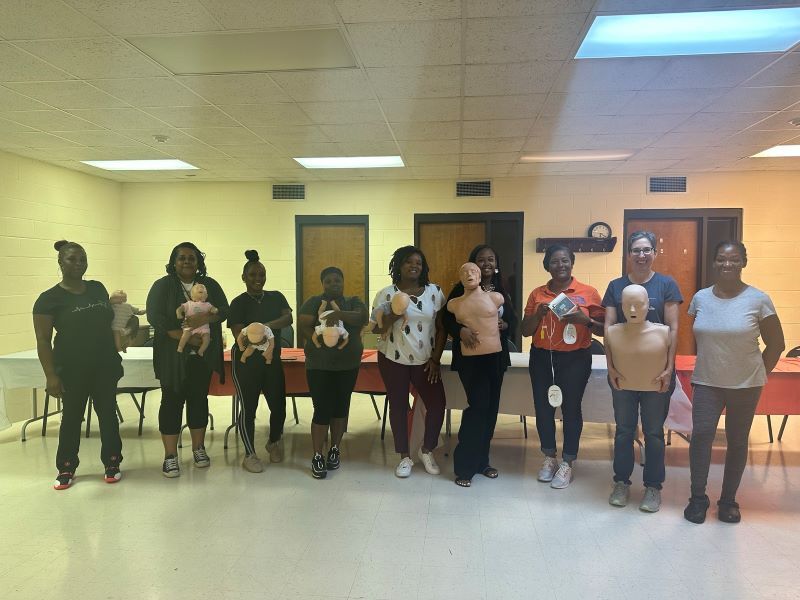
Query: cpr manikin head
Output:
[[246, 324, 268, 344], [322, 327, 340, 347], [391, 292, 410, 315], [621, 284, 649, 323], [190, 283, 208, 302], [110, 289, 127, 304], [459, 262, 481, 290]]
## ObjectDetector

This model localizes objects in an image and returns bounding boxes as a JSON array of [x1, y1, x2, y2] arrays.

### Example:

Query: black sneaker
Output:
[[311, 453, 327, 479], [104, 460, 122, 484], [717, 500, 741, 523], [683, 495, 710, 524], [326, 445, 341, 470], [162, 454, 180, 478], [53, 471, 74, 490]]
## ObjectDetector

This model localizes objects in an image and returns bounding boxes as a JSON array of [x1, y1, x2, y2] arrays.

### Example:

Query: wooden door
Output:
[[296, 219, 367, 346], [418, 222, 486, 295], [626, 219, 699, 355]]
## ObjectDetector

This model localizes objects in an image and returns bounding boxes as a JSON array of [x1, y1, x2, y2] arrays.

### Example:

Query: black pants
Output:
[[158, 355, 212, 435], [453, 352, 503, 480], [57, 367, 123, 472], [307, 368, 359, 425], [231, 345, 286, 455], [530, 347, 592, 462]]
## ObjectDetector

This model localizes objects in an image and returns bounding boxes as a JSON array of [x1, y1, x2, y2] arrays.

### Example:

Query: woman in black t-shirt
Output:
[[146, 242, 228, 478], [227, 250, 293, 473], [298, 267, 368, 479], [33, 240, 123, 490]]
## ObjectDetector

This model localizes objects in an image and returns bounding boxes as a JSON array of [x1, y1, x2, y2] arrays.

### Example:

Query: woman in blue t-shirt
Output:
[[33, 240, 123, 490], [602, 230, 683, 513]]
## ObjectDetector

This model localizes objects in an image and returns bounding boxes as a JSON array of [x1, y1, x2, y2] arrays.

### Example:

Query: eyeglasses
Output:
[[630, 247, 654, 256]]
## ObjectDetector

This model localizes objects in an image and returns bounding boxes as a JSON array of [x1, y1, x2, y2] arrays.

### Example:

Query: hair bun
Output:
[[244, 249, 259, 261], [54, 240, 69, 252]]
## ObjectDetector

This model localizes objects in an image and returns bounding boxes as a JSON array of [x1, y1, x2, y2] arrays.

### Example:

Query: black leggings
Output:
[[231, 345, 286, 455], [57, 367, 123, 472], [158, 355, 212, 435], [306, 368, 359, 425]]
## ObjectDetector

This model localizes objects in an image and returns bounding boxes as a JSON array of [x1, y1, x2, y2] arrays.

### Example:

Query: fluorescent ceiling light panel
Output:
[[81, 159, 198, 171], [128, 29, 356, 75], [294, 156, 405, 169], [520, 150, 633, 163], [751, 145, 800, 157], [576, 8, 800, 58]]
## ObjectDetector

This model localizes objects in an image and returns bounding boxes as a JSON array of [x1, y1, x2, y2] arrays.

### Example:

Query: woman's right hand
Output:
[[46, 374, 64, 398], [536, 303, 550, 318], [459, 326, 480, 349]]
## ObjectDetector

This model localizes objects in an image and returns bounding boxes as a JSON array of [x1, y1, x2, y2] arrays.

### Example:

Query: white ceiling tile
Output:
[[239, 155, 298, 168], [463, 95, 545, 120], [152, 143, 230, 159], [522, 134, 596, 151], [541, 91, 637, 116], [66, 108, 171, 130], [466, 0, 595, 17], [598, 114, 692, 134], [200, 0, 339, 28], [250, 125, 332, 145], [744, 110, 800, 131], [0, 43, 73, 82], [630, 147, 698, 161], [531, 114, 618, 136], [15, 38, 165, 79], [649, 131, 732, 148], [463, 119, 533, 138], [611, 159, 681, 173], [411, 165, 460, 177], [724, 129, 800, 148], [0, 131, 81, 148], [390, 121, 460, 140], [66, 0, 222, 35], [0, 0, 106, 39], [299, 100, 385, 124], [466, 15, 585, 63], [0, 110, 101, 131], [0, 117, 34, 133], [0, 85, 49, 111], [704, 87, 800, 113], [379, 98, 461, 122], [347, 21, 460, 67], [553, 58, 667, 92], [91, 78, 209, 107], [465, 62, 563, 96], [368, 66, 461, 99], [144, 106, 238, 128], [117, 128, 203, 146], [462, 137, 524, 152], [644, 54, 782, 90], [744, 52, 800, 87], [672, 111, 772, 134], [268, 141, 343, 156], [319, 123, 395, 141], [339, 140, 401, 155], [460, 164, 512, 177], [460, 152, 519, 165], [56, 130, 145, 147], [403, 154, 459, 166], [178, 127, 263, 145], [4, 81, 128, 109], [269, 70, 373, 102], [621, 89, 727, 115], [177, 74, 292, 105], [219, 104, 312, 127], [398, 139, 460, 154], [81, 144, 171, 160], [588, 133, 660, 150], [335, 0, 460, 22]]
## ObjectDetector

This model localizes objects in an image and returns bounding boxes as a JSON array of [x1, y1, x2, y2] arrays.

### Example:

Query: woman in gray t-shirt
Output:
[[684, 241, 784, 525]]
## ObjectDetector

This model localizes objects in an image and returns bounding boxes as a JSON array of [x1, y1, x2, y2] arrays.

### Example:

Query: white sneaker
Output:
[[639, 487, 662, 513], [550, 462, 573, 489], [537, 456, 559, 482], [395, 457, 413, 478], [418, 448, 440, 475], [242, 454, 263, 473]]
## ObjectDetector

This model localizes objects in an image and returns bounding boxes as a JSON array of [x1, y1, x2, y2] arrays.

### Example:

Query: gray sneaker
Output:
[[266, 439, 283, 463], [242, 453, 263, 473], [537, 456, 559, 482], [639, 487, 662, 513], [609, 481, 631, 507], [550, 462, 573, 489]]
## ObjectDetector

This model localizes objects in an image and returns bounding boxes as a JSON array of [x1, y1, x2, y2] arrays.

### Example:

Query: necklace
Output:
[[248, 292, 265, 304], [481, 282, 495, 292]]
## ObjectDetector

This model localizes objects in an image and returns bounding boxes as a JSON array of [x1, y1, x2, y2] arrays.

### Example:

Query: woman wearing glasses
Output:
[[602, 231, 682, 513], [373, 245, 447, 478]]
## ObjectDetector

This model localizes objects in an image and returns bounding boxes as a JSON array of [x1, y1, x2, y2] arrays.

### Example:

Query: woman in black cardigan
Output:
[[146, 242, 228, 478], [442, 244, 517, 480]]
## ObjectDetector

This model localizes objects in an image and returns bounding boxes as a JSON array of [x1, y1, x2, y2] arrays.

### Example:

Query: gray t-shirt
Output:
[[689, 286, 776, 388]]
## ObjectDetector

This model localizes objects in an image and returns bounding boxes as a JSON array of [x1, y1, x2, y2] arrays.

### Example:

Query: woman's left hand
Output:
[[183, 313, 208, 329], [561, 310, 591, 326], [424, 358, 441, 383], [498, 319, 508, 331]]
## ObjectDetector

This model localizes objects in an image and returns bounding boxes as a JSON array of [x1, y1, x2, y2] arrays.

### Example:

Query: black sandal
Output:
[[481, 467, 499, 479], [455, 477, 472, 487]]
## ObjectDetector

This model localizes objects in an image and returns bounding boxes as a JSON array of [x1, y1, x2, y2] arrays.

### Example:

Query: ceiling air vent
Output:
[[648, 176, 687, 193], [456, 180, 492, 197], [272, 183, 305, 201]]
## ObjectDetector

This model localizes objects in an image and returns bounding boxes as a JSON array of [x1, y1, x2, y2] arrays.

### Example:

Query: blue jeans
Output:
[[611, 379, 673, 489]]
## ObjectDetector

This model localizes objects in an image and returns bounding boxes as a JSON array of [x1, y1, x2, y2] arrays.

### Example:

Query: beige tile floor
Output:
[[0, 393, 798, 600]]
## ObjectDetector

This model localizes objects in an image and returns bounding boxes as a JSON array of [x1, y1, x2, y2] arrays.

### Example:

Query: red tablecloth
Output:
[[675, 356, 800, 415], [208, 348, 385, 396]]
